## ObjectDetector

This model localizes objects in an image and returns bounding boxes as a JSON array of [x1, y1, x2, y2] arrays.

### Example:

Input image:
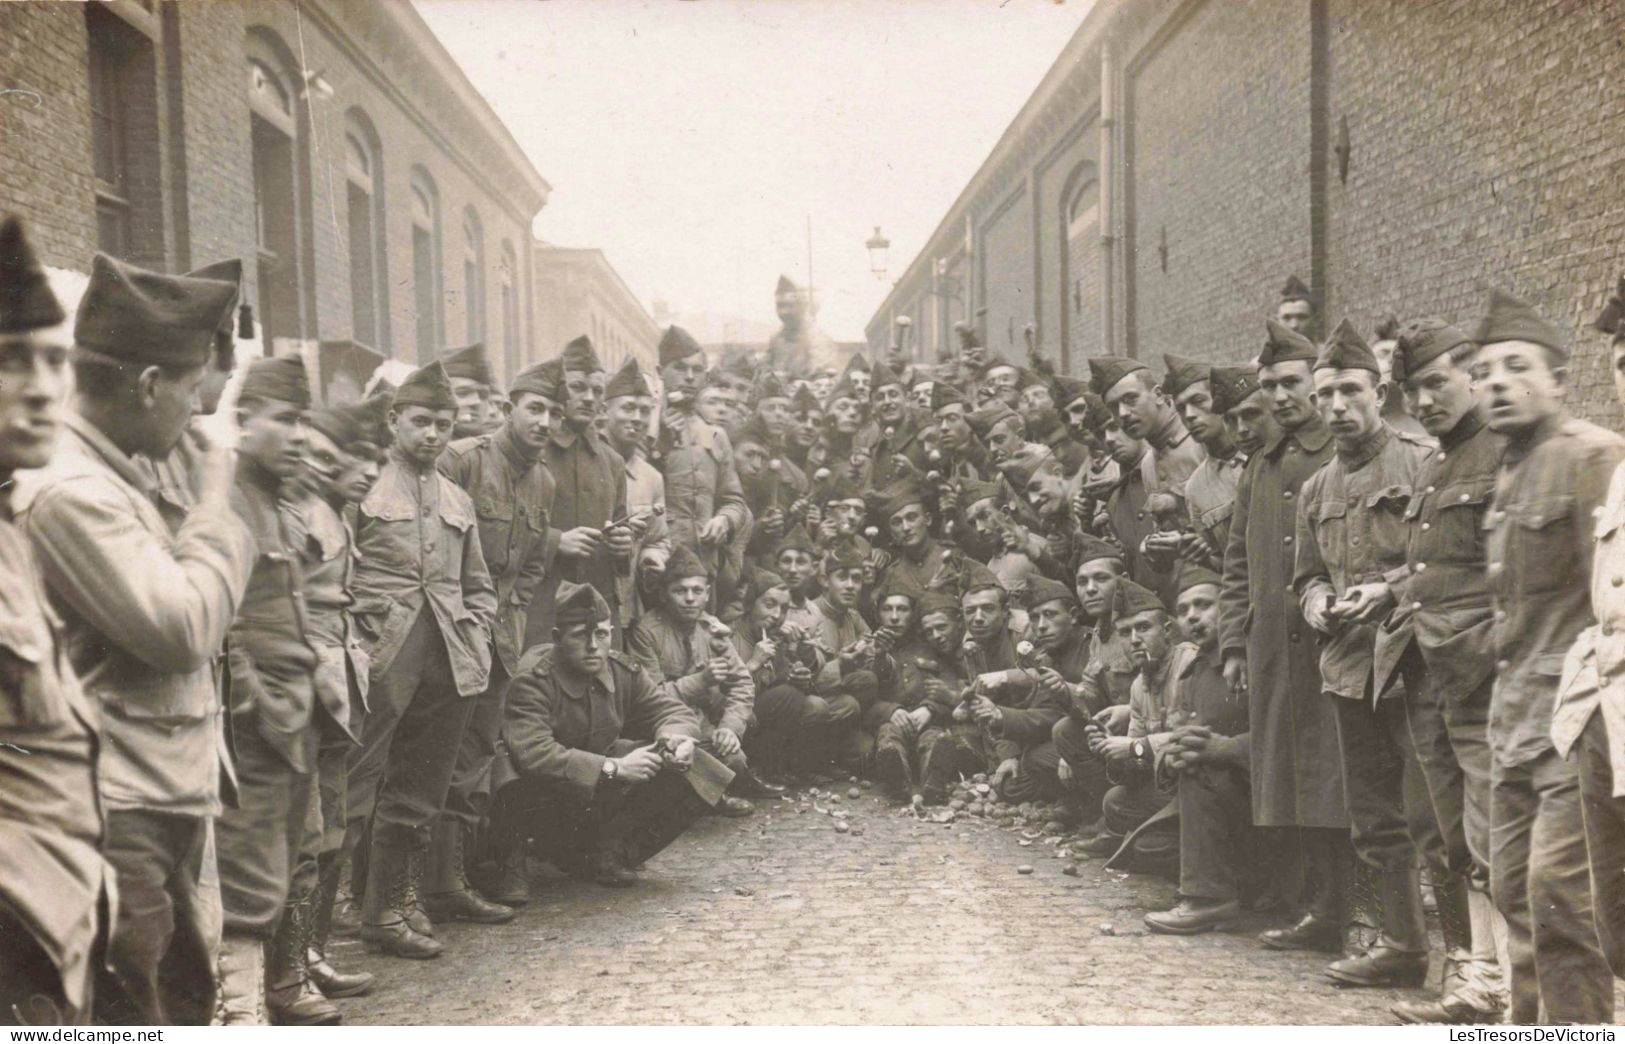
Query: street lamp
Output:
[[865, 226, 890, 280]]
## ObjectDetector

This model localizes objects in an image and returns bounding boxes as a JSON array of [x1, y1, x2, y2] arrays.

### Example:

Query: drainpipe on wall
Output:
[[1099, 38, 1119, 358]]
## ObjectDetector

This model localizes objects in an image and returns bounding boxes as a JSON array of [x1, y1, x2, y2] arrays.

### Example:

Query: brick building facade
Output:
[[0, 0, 557, 388], [533, 245, 660, 374], [868, 0, 1625, 423]]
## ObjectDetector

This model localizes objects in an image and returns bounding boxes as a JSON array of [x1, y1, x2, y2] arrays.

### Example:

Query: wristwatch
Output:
[[600, 758, 619, 782], [1131, 739, 1148, 762]]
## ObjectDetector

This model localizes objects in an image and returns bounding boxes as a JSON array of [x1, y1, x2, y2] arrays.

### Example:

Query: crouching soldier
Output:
[[883, 591, 973, 803], [493, 581, 727, 886], [727, 565, 830, 783], [628, 545, 777, 814]]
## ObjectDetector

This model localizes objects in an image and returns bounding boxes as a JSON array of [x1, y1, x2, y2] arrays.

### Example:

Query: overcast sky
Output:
[[415, 0, 1094, 342]]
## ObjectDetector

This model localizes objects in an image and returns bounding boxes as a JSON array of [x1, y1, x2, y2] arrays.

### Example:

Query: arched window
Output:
[[246, 30, 312, 352], [499, 240, 519, 378], [1060, 161, 1101, 358], [462, 208, 485, 344], [409, 168, 444, 363], [345, 110, 389, 353]]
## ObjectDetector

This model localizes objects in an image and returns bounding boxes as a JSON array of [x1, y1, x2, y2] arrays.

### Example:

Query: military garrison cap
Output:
[[442, 343, 496, 386], [604, 357, 651, 400], [393, 359, 458, 412], [1473, 288, 1567, 357], [560, 335, 604, 374], [1314, 319, 1381, 375], [1594, 276, 1625, 340], [1088, 356, 1147, 398], [1111, 578, 1165, 620], [1209, 365, 1262, 415], [658, 325, 704, 367], [555, 580, 611, 627], [239, 354, 311, 408], [1161, 354, 1208, 398], [1279, 275, 1312, 305], [1022, 575, 1076, 612], [1258, 319, 1318, 367], [0, 214, 65, 334], [75, 253, 237, 368], [1391, 318, 1472, 384]]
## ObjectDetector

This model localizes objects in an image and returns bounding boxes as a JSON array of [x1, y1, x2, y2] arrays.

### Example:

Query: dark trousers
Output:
[[348, 611, 479, 850], [1102, 774, 1171, 835], [1577, 712, 1625, 982], [1490, 746, 1614, 1024], [1405, 674, 1492, 882], [1000, 739, 1065, 804], [0, 900, 88, 1026], [1178, 763, 1254, 901], [291, 722, 354, 905], [441, 659, 512, 829], [747, 681, 822, 774], [215, 718, 316, 937], [1330, 695, 1421, 872], [94, 810, 215, 1026], [1052, 716, 1114, 819], [918, 722, 990, 797]]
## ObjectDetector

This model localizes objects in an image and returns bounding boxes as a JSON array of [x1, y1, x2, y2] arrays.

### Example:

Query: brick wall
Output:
[[978, 186, 1034, 362], [1325, 0, 1625, 424]]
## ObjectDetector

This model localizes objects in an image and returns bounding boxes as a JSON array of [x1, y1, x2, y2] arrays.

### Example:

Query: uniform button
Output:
[[1414, 562, 1426, 572], [1421, 522, 1431, 531], [1459, 492, 1471, 503], [1290, 632, 1300, 642], [1426, 486, 1436, 494], [1437, 452, 1448, 461], [1284, 491, 1294, 500], [1495, 609, 1507, 621], [1489, 561, 1503, 575], [1614, 576, 1624, 588], [1412, 602, 1423, 611], [1284, 535, 1294, 545], [1605, 625, 1616, 637], [1496, 659, 1511, 671]]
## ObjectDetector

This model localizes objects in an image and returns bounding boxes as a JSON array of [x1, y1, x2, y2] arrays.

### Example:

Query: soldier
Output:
[[1218, 319, 1347, 955], [796, 536, 871, 774], [1210, 363, 1279, 461], [1096, 355, 1205, 503], [864, 363, 930, 489], [873, 474, 950, 595], [290, 394, 388, 1004], [443, 342, 500, 440], [968, 401, 1026, 469], [732, 416, 806, 567], [1383, 318, 1507, 1023], [601, 358, 669, 633], [767, 275, 841, 376], [626, 545, 770, 814], [524, 341, 632, 647], [929, 380, 987, 486], [348, 360, 497, 961], [1472, 289, 1621, 1024], [1293, 322, 1435, 988], [0, 216, 113, 1026], [959, 575, 1066, 802], [1165, 354, 1243, 567], [494, 581, 722, 887], [18, 254, 251, 1025], [1276, 275, 1315, 337], [210, 356, 336, 1025], [427, 353, 560, 922], [785, 383, 823, 472], [727, 566, 829, 783]]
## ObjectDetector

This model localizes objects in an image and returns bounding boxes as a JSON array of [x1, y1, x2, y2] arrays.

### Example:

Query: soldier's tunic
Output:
[[1482, 415, 1622, 1025], [767, 323, 841, 377], [1295, 424, 1433, 872], [656, 411, 748, 581], [0, 492, 112, 1024], [1101, 642, 1200, 847], [1218, 412, 1345, 829], [1184, 452, 1246, 562], [348, 447, 496, 850], [1147, 411, 1206, 500], [1106, 447, 1171, 599], [438, 427, 554, 833], [216, 460, 320, 936], [620, 451, 670, 631], [18, 413, 254, 1026], [527, 423, 626, 649], [496, 646, 710, 871], [1052, 623, 1129, 814], [627, 607, 754, 772]]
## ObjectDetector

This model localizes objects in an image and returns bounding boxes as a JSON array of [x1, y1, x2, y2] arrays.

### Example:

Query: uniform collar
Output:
[[1440, 409, 1485, 451], [1504, 411, 1567, 465], [64, 411, 155, 495], [1336, 423, 1391, 468], [556, 660, 613, 701], [550, 420, 600, 453], [1148, 410, 1189, 453], [1267, 412, 1331, 458], [495, 424, 538, 471]]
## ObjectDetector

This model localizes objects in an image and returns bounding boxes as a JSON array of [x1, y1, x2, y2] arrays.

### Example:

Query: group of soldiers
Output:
[[4, 203, 1625, 1027]]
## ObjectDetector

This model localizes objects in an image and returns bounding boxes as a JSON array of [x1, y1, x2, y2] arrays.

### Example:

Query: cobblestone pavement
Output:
[[334, 784, 1441, 1025]]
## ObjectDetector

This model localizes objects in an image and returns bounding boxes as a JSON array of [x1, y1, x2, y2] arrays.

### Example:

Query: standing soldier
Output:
[[0, 217, 113, 1026], [426, 355, 559, 922], [1383, 318, 1507, 1023], [1293, 323, 1434, 988], [213, 356, 335, 1025], [601, 358, 669, 633], [442, 343, 500, 440], [1165, 355, 1243, 567], [18, 254, 251, 1025], [1218, 319, 1347, 954], [1276, 275, 1316, 338], [1473, 289, 1621, 1024], [348, 361, 497, 961]]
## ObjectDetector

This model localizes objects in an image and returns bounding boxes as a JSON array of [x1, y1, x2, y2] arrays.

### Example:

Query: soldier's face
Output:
[[509, 392, 555, 456], [986, 418, 1024, 463], [1074, 558, 1122, 621], [962, 588, 1007, 642], [1277, 300, 1314, 334], [1118, 609, 1171, 666], [1063, 398, 1094, 438], [1028, 599, 1077, 651], [1259, 360, 1316, 430], [829, 397, 862, 435], [921, 611, 963, 656], [663, 357, 706, 396], [809, 375, 835, 401], [0, 328, 69, 472], [793, 408, 822, 446], [849, 372, 871, 400], [1101, 419, 1142, 465], [450, 377, 491, 433], [1175, 381, 1225, 443], [824, 565, 863, 609], [935, 404, 970, 453], [775, 549, 815, 592], [695, 387, 732, 427], [1018, 384, 1054, 427], [556, 621, 612, 676], [775, 292, 803, 324], [665, 576, 711, 622], [142, 361, 208, 458], [911, 382, 934, 411], [985, 366, 1019, 406], [1470, 340, 1567, 435], [1105, 371, 1163, 439], [392, 405, 455, 467], [306, 428, 380, 505], [562, 370, 602, 427], [966, 497, 1001, 540], [1313, 367, 1385, 445], [1176, 583, 1220, 648], [734, 440, 770, 481], [1224, 392, 1277, 456], [238, 396, 308, 479], [829, 499, 864, 535], [874, 383, 906, 425], [1024, 462, 1067, 518], [758, 397, 792, 439], [1401, 353, 1475, 439], [887, 502, 930, 550], [878, 595, 914, 633], [750, 586, 790, 633]]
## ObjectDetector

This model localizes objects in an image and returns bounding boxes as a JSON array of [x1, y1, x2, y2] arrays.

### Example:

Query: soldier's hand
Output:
[[1035, 667, 1070, 700], [1341, 581, 1395, 624], [920, 677, 952, 703], [969, 694, 1002, 727], [751, 636, 778, 668], [1302, 592, 1334, 634], [669, 737, 696, 769], [711, 727, 742, 759], [871, 627, 896, 655], [760, 509, 786, 540], [803, 503, 822, 529], [992, 757, 1020, 788], [1057, 757, 1074, 783], [909, 706, 932, 730], [952, 701, 972, 723], [1093, 703, 1131, 734], [1070, 491, 1092, 522], [786, 662, 813, 686], [1096, 735, 1133, 763], [604, 525, 635, 558], [614, 746, 663, 783], [819, 516, 839, 542], [704, 657, 733, 685], [1222, 651, 1249, 696], [699, 515, 731, 546], [559, 526, 604, 558]]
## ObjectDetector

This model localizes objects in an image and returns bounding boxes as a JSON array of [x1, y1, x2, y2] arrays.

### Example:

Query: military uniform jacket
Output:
[[1106, 448, 1170, 597], [1148, 413, 1206, 499], [353, 447, 497, 697], [1381, 412, 1503, 703], [504, 645, 703, 805], [627, 607, 755, 737], [1073, 620, 1138, 718], [440, 427, 556, 676], [1218, 413, 1346, 829], [1295, 425, 1432, 703], [227, 462, 319, 771], [0, 502, 114, 1012], [657, 412, 747, 570], [981, 628, 1066, 762], [799, 595, 872, 691], [528, 423, 627, 646], [1129, 642, 1201, 762], [1483, 414, 1625, 768], [290, 494, 367, 738], [1555, 459, 1625, 796], [620, 451, 670, 630], [17, 413, 253, 815], [1184, 452, 1245, 560]]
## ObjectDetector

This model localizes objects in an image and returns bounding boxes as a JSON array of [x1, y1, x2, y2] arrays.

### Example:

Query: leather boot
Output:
[[729, 767, 786, 798], [307, 854, 375, 999], [1393, 885, 1506, 1024], [360, 839, 442, 960], [423, 817, 515, 924], [403, 845, 435, 938], [328, 851, 362, 939], [265, 903, 342, 1026], [1328, 869, 1429, 987], [488, 833, 531, 908], [873, 742, 911, 800], [218, 932, 268, 1026], [1258, 912, 1343, 952], [1343, 854, 1381, 956]]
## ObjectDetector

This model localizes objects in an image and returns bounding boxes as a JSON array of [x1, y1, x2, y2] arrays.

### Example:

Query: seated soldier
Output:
[[905, 593, 980, 803], [860, 570, 931, 784], [728, 566, 848, 784], [1144, 566, 1254, 934], [493, 582, 726, 887], [797, 536, 874, 775], [626, 546, 774, 814], [1077, 578, 1193, 861]]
